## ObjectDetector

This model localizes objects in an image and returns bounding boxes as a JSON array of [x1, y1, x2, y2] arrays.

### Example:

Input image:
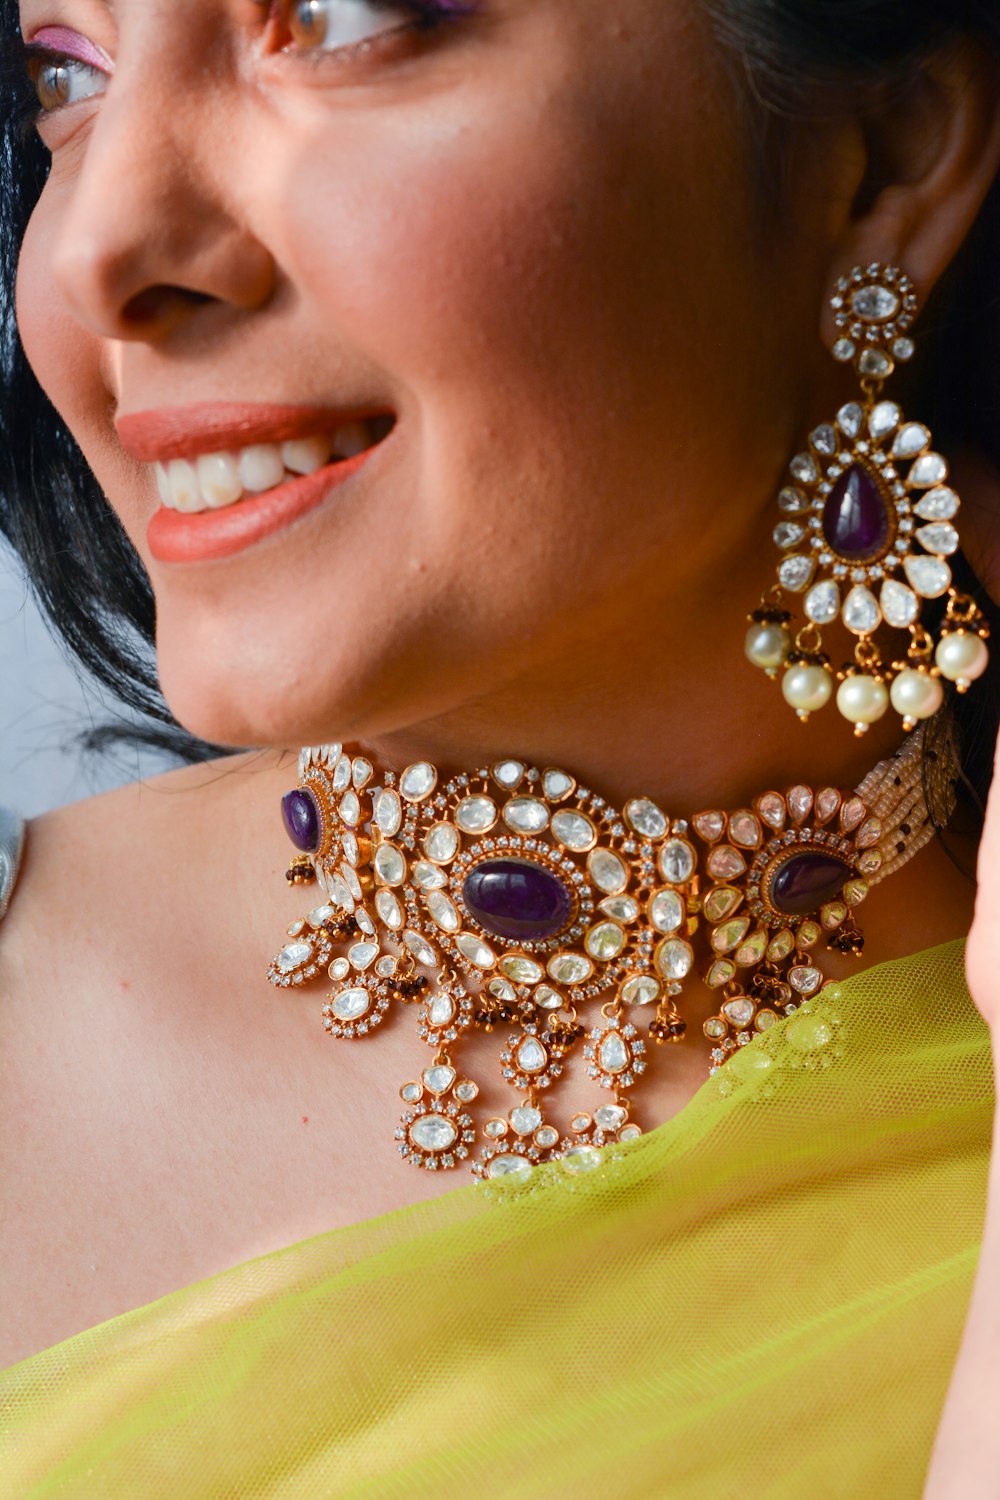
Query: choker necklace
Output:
[[267, 722, 957, 1182]]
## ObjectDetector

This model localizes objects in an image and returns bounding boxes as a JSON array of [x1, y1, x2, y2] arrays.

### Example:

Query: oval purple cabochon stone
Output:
[[770, 852, 852, 918], [822, 464, 889, 562], [462, 858, 573, 942], [281, 788, 321, 853]]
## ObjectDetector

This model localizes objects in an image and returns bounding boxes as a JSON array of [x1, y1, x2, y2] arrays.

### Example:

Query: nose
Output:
[[49, 64, 276, 342]]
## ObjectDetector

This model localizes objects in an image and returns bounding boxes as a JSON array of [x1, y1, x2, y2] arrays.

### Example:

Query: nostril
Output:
[[121, 285, 214, 329]]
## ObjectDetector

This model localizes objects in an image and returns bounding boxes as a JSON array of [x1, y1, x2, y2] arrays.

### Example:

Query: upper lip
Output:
[[115, 402, 389, 463]]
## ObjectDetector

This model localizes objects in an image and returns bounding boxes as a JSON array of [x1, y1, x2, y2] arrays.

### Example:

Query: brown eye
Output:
[[34, 62, 72, 110], [289, 0, 329, 48]]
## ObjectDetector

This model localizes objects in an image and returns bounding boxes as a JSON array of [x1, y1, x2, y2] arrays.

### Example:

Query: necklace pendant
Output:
[[472, 1095, 562, 1181], [583, 1006, 648, 1092], [396, 1060, 479, 1171]]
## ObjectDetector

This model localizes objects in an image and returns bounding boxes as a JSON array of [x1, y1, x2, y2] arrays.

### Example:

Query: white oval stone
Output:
[[535, 985, 564, 1010], [551, 810, 596, 851], [904, 554, 952, 599], [656, 938, 694, 980], [916, 522, 959, 556], [595, 1104, 628, 1131], [428, 994, 456, 1026], [374, 843, 406, 887], [374, 789, 403, 838], [500, 955, 543, 984], [625, 798, 667, 839], [351, 757, 373, 789], [880, 578, 919, 628], [659, 839, 696, 885], [425, 823, 460, 863], [332, 753, 352, 790], [489, 1153, 532, 1181], [892, 422, 930, 459], [621, 975, 660, 1006], [650, 889, 684, 933], [307, 905, 338, 929], [842, 584, 881, 636], [588, 848, 628, 894], [789, 453, 818, 484], [510, 1105, 543, 1135], [869, 400, 900, 439], [804, 580, 840, 626], [410, 1114, 457, 1153], [517, 1037, 548, 1074], [909, 453, 948, 488], [561, 1145, 603, 1176], [585, 921, 626, 961], [332, 987, 370, 1021], [426, 890, 460, 932], [399, 762, 438, 802], [456, 931, 497, 969], [547, 952, 593, 985], [328, 958, 350, 980], [599, 1032, 630, 1073], [503, 797, 550, 834], [338, 790, 361, 828], [600, 895, 639, 923], [277, 942, 313, 973], [852, 284, 899, 321], [915, 487, 960, 522], [455, 796, 498, 834]]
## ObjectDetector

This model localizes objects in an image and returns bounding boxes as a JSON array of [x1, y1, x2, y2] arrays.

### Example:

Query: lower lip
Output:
[[146, 447, 376, 564]]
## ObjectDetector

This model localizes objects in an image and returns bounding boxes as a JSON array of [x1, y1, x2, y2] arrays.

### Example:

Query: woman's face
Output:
[[15, 0, 839, 750]]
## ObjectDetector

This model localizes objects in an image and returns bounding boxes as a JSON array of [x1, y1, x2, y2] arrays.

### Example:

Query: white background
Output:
[[0, 541, 156, 818]]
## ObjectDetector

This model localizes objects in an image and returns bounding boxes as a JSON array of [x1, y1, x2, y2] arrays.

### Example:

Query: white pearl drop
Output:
[[781, 663, 833, 716], [745, 622, 791, 673], [836, 674, 889, 728], [889, 670, 944, 723], [935, 632, 989, 686]]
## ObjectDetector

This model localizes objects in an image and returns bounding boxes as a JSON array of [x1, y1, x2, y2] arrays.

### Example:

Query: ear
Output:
[[819, 40, 1000, 345]]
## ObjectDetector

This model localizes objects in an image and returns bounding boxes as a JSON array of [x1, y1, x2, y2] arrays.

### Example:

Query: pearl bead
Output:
[[836, 673, 889, 731], [745, 622, 791, 674], [781, 663, 833, 717], [889, 669, 943, 723], [935, 632, 989, 688]]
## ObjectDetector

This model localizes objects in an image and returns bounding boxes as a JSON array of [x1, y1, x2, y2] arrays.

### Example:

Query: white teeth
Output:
[[167, 459, 200, 513], [334, 422, 369, 460], [238, 443, 286, 494], [196, 451, 243, 509], [152, 420, 384, 513], [281, 434, 334, 475]]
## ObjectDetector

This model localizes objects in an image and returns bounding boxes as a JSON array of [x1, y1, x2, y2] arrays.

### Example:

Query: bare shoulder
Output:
[[0, 751, 319, 1368]]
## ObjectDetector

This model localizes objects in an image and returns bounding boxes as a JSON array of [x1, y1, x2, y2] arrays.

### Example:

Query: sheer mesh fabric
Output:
[[0, 940, 991, 1498]]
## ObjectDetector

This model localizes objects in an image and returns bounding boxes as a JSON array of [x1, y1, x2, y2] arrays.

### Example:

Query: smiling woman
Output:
[[1, 0, 1000, 1496]]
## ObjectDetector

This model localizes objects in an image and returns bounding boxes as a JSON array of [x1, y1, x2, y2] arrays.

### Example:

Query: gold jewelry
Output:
[[268, 723, 957, 1182], [746, 262, 990, 735]]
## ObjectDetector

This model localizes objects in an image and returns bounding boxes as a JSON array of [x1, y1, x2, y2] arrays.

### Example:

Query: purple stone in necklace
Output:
[[461, 858, 573, 942], [282, 788, 322, 854]]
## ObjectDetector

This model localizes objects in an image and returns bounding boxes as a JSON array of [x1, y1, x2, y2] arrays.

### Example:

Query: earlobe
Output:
[[819, 40, 1000, 347]]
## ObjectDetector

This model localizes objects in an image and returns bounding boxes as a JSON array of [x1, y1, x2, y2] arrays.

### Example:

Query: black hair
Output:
[[1, 0, 999, 796]]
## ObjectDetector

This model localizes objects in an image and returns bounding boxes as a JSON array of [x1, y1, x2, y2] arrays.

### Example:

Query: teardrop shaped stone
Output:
[[281, 788, 321, 852], [517, 1037, 548, 1074], [462, 858, 572, 941], [822, 464, 889, 562], [599, 1032, 630, 1073], [770, 852, 853, 917]]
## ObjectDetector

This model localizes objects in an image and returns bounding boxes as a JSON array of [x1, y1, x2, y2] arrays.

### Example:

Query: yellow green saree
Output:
[[0, 940, 992, 1497]]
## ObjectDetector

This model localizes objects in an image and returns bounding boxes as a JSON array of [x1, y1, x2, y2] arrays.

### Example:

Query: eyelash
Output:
[[8, 1, 475, 138]]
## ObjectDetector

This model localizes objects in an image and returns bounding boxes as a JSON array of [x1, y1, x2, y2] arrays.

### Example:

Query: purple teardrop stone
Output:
[[770, 852, 853, 917], [822, 463, 889, 562], [282, 788, 321, 853], [462, 859, 573, 942]]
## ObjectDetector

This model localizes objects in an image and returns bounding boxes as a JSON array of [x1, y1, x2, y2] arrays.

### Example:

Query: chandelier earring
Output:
[[745, 262, 990, 735]]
